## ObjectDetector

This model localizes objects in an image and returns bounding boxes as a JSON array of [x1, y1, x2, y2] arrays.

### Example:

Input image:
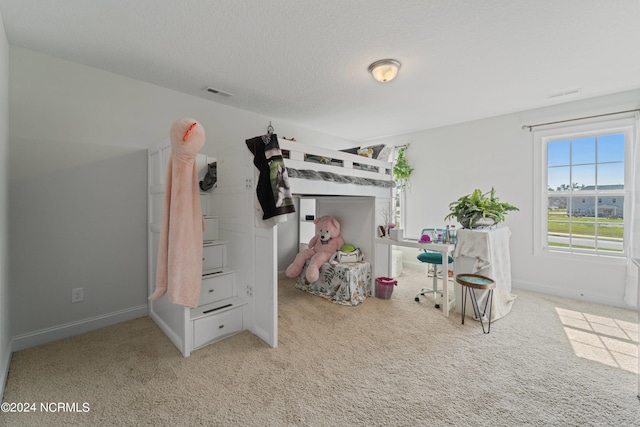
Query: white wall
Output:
[[374, 89, 640, 308], [277, 197, 301, 272], [8, 46, 355, 350], [0, 13, 10, 400]]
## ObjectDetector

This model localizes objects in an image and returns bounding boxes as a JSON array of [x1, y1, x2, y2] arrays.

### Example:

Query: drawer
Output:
[[203, 216, 219, 242], [202, 242, 226, 271], [199, 194, 209, 217], [192, 307, 243, 349], [199, 271, 234, 306]]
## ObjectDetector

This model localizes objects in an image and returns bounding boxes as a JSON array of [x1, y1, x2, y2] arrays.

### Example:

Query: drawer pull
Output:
[[208, 289, 214, 293], [203, 303, 233, 314], [219, 325, 225, 329], [202, 270, 223, 277]]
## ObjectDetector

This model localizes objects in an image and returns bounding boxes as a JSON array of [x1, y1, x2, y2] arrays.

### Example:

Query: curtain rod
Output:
[[521, 108, 640, 132]]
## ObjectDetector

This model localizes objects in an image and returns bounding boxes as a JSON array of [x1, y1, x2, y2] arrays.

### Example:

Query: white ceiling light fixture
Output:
[[368, 59, 401, 83]]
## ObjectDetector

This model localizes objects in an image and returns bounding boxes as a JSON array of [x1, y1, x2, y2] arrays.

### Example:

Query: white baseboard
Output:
[[11, 305, 148, 352], [511, 279, 629, 309], [0, 338, 11, 401], [148, 310, 184, 356], [404, 261, 631, 309]]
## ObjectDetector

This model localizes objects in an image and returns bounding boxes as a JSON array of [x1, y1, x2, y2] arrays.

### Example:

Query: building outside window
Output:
[[535, 119, 633, 257]]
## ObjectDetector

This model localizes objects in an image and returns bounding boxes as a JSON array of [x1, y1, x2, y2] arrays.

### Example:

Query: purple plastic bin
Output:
[[376, 277, 397, 299]]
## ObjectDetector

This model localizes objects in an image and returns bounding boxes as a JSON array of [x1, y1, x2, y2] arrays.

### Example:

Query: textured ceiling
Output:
[[0, 0, 639, 142]]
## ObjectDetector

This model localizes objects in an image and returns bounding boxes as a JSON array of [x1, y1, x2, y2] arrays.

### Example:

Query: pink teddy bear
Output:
[[285, 215, 344, 283]]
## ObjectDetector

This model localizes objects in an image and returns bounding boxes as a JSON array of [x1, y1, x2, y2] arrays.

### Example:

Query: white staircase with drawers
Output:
[[148, 146, 246, 357]]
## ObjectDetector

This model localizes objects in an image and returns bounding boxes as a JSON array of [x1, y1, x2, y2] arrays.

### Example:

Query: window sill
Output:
[[536, 248, 628, 266]]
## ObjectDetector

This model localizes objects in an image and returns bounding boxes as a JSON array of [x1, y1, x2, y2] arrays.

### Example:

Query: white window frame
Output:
[[391, 147, 407, 229], [533, 118, 634, 260]]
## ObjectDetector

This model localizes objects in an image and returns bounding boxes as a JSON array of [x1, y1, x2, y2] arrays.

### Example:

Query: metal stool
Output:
[[455, 273, 496, 334]]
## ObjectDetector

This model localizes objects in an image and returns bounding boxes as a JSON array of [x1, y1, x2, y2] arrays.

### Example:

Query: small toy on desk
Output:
[[419, 234, 431, 243], [285, 215, 345, 282]]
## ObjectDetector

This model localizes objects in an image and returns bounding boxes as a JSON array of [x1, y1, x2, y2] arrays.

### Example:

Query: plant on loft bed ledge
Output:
[[444, 187, 519, 229]]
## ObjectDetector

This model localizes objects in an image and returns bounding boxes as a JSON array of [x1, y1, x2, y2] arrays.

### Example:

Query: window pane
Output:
[[572, 164, 595, 188], [596, 195, 624, 219], [597, 133, 624, 162], [572, 137, 595, 164], [548, 166, 570, 191], [570, 196, 596, 251], [571, 196, 595, 218], [548, 195, 568, 211], [597, 162, 624, 188], [547, 140, 570, 166], [547, 195, 569, 249], [596, 200, 624, 253]]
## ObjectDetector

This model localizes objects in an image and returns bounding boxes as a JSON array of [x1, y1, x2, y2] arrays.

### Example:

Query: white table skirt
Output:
[[453, 226, 516, 321], [295, 260, 372, 306]]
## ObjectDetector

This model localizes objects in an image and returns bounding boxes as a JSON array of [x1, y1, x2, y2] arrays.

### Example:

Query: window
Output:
[[535, 119, 633, 257], [391, 146, 411, 229]]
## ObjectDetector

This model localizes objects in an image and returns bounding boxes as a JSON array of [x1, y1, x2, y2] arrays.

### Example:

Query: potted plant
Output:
[[393, 147, 413, 192], [390, 146, 413, 229], [444, 187, 518, 229]]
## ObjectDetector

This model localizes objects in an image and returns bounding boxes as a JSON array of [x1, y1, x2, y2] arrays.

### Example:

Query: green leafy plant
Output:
[[444, 187, 519, 229], [390, 147, 414, 228], [393, 147, 413, 192]]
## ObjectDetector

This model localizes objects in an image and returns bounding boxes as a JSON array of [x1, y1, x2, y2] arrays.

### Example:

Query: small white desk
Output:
[[376, 238, 455, 317]]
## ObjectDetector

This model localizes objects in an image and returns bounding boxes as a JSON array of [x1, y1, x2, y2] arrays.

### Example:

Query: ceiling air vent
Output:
[[547, 88, 582, 99], [204, 86, 233, 97]]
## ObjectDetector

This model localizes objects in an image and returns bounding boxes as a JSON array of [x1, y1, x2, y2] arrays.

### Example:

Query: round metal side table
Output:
[[456, 273, 496, 334]]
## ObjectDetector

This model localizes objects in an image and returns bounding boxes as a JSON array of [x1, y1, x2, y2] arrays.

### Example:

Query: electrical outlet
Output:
[[246, 285, 253, 297], [71, 287, 84, 303]]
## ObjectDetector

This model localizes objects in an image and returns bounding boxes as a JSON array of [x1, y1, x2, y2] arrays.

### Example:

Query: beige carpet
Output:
[[2, 267, 639, 426]]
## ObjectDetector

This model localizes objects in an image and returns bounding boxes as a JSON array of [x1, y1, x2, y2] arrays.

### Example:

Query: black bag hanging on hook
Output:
[[199, 161, 217, 191], [246, 132, 295, 220]]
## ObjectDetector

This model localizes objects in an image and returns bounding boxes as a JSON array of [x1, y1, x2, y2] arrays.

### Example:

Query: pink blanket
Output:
[[149, 118, 205, 308]]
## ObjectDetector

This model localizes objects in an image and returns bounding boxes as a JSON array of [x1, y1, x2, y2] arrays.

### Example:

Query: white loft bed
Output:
[[274, 138, 395, 298], [146, 137, 397, 354], [278, 138, 395, 198]]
